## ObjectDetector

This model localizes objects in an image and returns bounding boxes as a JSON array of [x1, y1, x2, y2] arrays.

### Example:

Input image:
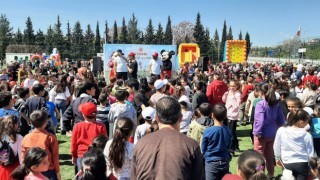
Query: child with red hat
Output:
[[71, 102, 107, 175]]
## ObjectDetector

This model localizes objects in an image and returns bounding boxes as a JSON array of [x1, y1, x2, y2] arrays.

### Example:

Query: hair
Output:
[[0, 91, 12, 108], [169, 79, 177, 86], [0, 115, 19, 142], [259, 84, 278, 106], [109, 77, 117, 84], [309, 157, 320, 177], [80, 148, 108, 180], [79, 81, 95, 95], [179, 101, 188, 109], [156, 96, 181, 125], [238, 150, 268, 180], [115, 89, 127, 102], [173, 85, 185, 99], [115, 79, 124, 87], [108, 117, 133, 171], [199, 103, 213, 117], [11, 147, 48, 180], [43, 90, 49, 99], [90, 135, 108, 151], [287, 109, 311, 126], [195, 80, 204, 91], [55, 75, 68, 93], [126, 79, 139, 91], [98, 93, 108, 105], [32, 83, 45, 95], [286, 97, 303, 108], [229, 80, 240, 90], [310, 82, 318, 91], [30, 110, 48, 128], [314, 105, 320, 117], [212, 104, 227, 122], [16, 87, 30, 98]]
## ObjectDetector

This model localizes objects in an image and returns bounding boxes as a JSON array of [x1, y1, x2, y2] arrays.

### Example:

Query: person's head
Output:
[[286, 97, 303, 112], [154, 79, 166, 93], [247, 76, 254, 84], [109, 77, 117, 85], [0, 91, 14, 108], [79, 102, 97, 121], [98, 93, 108, 105], [128, 52, 136, 60], [90, 135, 108, 151], [11, 147, 49, 180], [80, 148, 107, 180], [142, 107, 156, 121], [115, 89, 127, 102], [229, 80, 240, 92], [155, 96, 182, 126], [237, 150, 268, 180], [314, 105, 320, 117], [195, 81, 204, 91], [152, 52, 158, 60], [27, 71, 34, 79], [0, 115, 19, 142], [42, 90, 49, 101], [310, 157, 320, 179], [287, 109, 311, 128], [30, 110, 48, 128], [308, 68, 315, 76], [180, 101, 188, 110], [180, 77, 188, 87], [126, 79, 139, 94], [199, 103, 213, 117], [212, 104, 227, 122], [259, 83, 278, 106], [109, 117, 133, 171], [174, 85, 186, 99], [32, 83, 45, 96]]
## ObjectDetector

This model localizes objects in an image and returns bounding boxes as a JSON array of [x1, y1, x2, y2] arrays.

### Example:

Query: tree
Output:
[[193, 13, 206, 53], [14, 28, 23, 44], [201, 28, 212, 55], [220, 20, 227, 60], [112, 21, 118, 44], [104, 20, 111, 44], [144, 19, 155, 44], [119, 17, 129, 44], [0, 14, 13, 59], [23, 17, 35, 46], [71, 21, 84, 59], [84, 24, 95, 59], [46, 25, 54, 54], [213, 29, 220, 60], [227, 26, 233, 40], [238, 31, 243, 40], [164, 16, 173, 44], [64, 21, 72, 58], [128, 14, 140, 44], [35, 29, 45, 52], [95, 21, 101, 53], [245, 32, 252, 59], [154, 23, 164, 44], [172, 21, 194, 45], [53, 15, 64, 51]]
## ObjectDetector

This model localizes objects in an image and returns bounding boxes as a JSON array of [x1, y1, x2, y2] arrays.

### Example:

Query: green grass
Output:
[[57, 124, 283, 180]]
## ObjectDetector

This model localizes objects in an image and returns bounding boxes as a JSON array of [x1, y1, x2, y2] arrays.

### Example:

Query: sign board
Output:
[[104, 44, 177, 74], [298, 48, 306, 53]]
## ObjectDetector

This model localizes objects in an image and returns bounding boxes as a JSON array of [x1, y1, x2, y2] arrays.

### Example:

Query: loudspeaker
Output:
[[197, 56, 209, 71], [92, 57, 102, 72]]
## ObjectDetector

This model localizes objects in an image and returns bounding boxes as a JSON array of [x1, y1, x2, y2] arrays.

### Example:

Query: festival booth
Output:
[[104, 44, 177, 78], [177, 43, 200, 68], [30, 53, 44, 61], [223, 40, 247, 63]]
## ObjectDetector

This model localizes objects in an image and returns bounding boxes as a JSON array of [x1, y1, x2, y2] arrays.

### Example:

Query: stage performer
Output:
[[160, 50, 175, 79]]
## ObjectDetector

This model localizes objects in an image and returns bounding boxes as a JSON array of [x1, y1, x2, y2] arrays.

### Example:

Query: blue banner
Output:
[[104, 44, 177, 75]]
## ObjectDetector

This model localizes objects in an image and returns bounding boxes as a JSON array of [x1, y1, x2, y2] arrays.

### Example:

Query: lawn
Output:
[[57, 124, 282, 180]]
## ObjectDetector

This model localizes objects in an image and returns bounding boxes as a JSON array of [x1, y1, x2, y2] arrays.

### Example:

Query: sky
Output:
[[1, 0, 320, 47]]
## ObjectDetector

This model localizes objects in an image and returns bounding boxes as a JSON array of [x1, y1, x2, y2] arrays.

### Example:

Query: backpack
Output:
[[0, 140, 18, 166]]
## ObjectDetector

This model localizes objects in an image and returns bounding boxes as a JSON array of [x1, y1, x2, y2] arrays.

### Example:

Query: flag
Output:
[[296, 26, 301, 37]]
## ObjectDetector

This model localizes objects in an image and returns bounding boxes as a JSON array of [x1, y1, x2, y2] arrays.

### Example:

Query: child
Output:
[[202, 104, 232, 180], [126, 79, 139, 103], [0, 115, 23, 180], [180, 101, 192, 135], [71, 102, 107, 174], [310, 157, 320, 180], [274, 109, 314, 180], [134, 107, 156, 144], [21, 110, 60, 180], [104, 117, 134, 180], [222, 80, 241, 155], [192, 80, 208, 111], [187, 103, 214, 146], [78, 148, 108, 180], [43, 90, 59, 134], [108, 89, 137, 139], [14, 87, 30, 136], [96, 93, 111, 137], [180, 77, 191, 98], [0, 91, 20, 122], [222, 150, 268, 180], [311, 105, 320, 156], [89, 135, 108, 151], [11, 147, 50, 180]]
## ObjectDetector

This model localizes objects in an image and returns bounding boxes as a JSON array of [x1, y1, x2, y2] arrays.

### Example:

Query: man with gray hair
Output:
[[131, 96, 204, 180]]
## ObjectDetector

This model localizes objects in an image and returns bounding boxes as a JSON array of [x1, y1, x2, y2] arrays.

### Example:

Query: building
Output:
[[5, 53, 33, 64]]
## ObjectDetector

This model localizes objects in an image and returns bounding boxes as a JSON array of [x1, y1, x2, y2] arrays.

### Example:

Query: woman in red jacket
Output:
[[302, 69, 319, 87]]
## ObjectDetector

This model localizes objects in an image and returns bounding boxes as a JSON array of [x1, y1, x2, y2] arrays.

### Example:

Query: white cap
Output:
[[303, 107, 314, 116], [142, 107, 156, 120], [154, 79, 165, 90], [163, 79, 169, 85]]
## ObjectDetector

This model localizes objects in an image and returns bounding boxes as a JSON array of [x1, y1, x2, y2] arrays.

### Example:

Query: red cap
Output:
[[152, 52, 158, 57], [128, 52, 136, 57], [79, 102, 97, 118]]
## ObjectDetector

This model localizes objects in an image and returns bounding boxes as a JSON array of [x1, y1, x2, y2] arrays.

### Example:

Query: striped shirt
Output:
[[96, 105, 111, 124]]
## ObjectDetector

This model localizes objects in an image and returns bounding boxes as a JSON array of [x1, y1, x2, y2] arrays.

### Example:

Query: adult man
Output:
[[127, 52, 138, 79], [114, 49, 129, 80], [149, 52, 162, 79], [131, 96, 204, 180]]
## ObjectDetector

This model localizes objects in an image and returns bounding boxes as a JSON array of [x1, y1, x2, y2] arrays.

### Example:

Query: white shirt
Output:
[[149, 59, 163, 75], [1, 134, 23, 164], [114, 56, 128, 72], [23, 78, 36, 88], [134, 123, 151, 144], [49, 86, 71, 102], [104, 140, 134, 179]]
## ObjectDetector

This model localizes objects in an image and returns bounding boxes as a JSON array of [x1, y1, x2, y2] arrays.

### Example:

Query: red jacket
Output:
[[71, 121, 107, 158], [302, 75, 319, 86], [241, 84, 254, 103], [206, 80, 228, 106]]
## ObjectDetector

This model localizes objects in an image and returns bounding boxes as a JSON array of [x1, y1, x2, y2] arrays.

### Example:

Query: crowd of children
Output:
[[1, 59, 320, 180]]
